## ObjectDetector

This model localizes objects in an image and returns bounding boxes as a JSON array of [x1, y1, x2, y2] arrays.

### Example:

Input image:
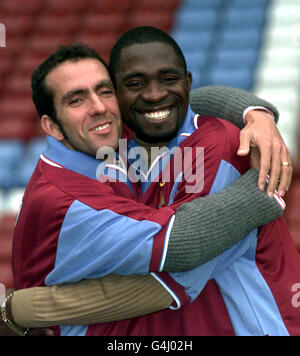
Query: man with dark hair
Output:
[[0, 30, 295, 336]]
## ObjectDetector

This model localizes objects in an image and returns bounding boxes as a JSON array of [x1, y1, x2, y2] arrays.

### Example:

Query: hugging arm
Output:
[[7, 169, 283, 330], [190, 85, 279, 128], [190, 86, 292, 196]]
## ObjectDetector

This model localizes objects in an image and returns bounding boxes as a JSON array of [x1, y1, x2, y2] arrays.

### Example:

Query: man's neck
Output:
[[133, 134, 169, 168]]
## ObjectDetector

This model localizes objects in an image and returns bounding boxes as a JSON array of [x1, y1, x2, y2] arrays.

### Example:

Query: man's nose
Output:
[[141, 81, 168, 103], [88, 94, 107, 116]]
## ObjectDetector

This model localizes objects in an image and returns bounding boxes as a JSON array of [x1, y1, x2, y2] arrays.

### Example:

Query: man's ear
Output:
[[41, 115, 64, 141], [186, 71, 193, 91]]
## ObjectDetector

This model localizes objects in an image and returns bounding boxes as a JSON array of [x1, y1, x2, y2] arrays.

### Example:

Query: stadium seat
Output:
[[212, 49, 258, 70], [26, 33, 71, 57], [86, 0, 131, 13], [228, 0, 270, 9], [128, 11, 174, 33], [0, 141, 24, 189], [2, 189, 25, 215], [185, 51, 208, 73], [178, 0, 222, 11], [0, 189, 4, 214], [35, 13, 80, 36], [223, 8, 267, 29], [0, 14, 33, 36], [43, 0, 87, 14], [72, 33, 119, 63], [16, 137, 46, 187], [0, 235, 13, 264], [0, 54, 13, 79], [190, 71, 202, 90], [0, 115, 35, 141], [216, 28, 262, 51], [79, 12, 127, 35], [4, 73, 32, 96], [0, 95, 35, 118], [4, 34, 24, 55], [27, 137, 47, 161], [0, 167, 14, 191], [15, 158, 37, 187], [133, 0, 180, 12], [0, 263, 15, 289], [206, 68, 254, 91], [173, 10, 218, 32], [0, 0, 44, 15], [14, 52, 46, 76], [172, 31, 213, 53], [0, 140, 24, 165]]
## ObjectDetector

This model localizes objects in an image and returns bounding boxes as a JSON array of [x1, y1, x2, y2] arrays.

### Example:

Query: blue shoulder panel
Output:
[[45, 200, 164, 285]]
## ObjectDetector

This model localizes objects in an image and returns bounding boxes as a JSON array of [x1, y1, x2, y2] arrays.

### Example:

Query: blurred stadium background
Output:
[[0, 0, 299, 288]]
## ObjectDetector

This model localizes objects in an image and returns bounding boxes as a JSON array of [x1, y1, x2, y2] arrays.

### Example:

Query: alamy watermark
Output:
[[291, 283, 300, 308], [0, 23, 6, 47], [0, 283, 5, 304], [96, 139, 205, 194]]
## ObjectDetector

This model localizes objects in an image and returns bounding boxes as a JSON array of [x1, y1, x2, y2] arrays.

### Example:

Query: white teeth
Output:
[[93, 123, 110, 131], [144, 109, 171, 120]]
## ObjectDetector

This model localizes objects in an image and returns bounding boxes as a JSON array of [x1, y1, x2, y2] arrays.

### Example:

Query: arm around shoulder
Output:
[[190, 86, 279, 128], [12, 275, 173, 328]]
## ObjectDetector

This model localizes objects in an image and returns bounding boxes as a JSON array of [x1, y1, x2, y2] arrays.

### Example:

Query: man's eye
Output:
[[126, 82, 143, 89], [98, 88, 114, 97], [69, 98, 82, 106], [164, 76, 178, 82]]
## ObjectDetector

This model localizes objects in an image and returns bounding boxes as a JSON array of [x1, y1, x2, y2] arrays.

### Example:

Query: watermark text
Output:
[[291, 283, 300, 308], [0, 283, 5, 304], [96, 139, 205, 194], [0, 23, 6, 47]]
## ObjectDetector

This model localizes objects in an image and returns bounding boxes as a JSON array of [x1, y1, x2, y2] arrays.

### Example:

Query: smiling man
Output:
[[40, 58, 123, 155], [2, 37, 294, 336], [114, 42, 192, 145]]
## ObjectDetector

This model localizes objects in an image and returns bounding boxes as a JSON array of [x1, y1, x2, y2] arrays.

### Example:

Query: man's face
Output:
[[45, 58, 123, 156], [114, 42, 192, 143]]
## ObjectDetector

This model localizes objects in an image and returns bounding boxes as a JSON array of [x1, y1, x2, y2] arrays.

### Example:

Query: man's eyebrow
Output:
[[94, 79, 114, 91], [159, 68, 182, 75], [61, 80, 114, 104], [121, 68, 182, 82]]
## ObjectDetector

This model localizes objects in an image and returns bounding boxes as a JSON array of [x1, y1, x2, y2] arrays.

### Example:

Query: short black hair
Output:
[[109, 26, 187, 84], [32, 43, 108, 119]]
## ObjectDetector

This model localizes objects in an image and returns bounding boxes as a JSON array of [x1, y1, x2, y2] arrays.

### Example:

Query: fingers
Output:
[[261, 141, 292, 197], [264, 138, 282, 196], [277, 148, 293, 197], [255, 139, 272, 192], [237, 129, 251, 156], [238, 117, 293, 196]]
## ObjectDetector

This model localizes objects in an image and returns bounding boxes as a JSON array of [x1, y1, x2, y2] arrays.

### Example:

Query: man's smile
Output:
[[89, 121, 113, 134], [136, 107, 174, 123]]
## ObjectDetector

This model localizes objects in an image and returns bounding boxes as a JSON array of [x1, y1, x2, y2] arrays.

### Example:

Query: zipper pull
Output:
[[158, 182, 166, 208]]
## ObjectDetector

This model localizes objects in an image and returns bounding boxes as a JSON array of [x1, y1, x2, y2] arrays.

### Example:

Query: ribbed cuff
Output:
[[12, 288, 36, 328]]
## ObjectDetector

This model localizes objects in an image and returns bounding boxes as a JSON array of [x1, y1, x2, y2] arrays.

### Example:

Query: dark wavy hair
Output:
[[31, 43, 108, 120]]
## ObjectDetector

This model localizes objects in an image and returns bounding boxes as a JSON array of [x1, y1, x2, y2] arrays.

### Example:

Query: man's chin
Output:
[[136, 129, 178, 144]]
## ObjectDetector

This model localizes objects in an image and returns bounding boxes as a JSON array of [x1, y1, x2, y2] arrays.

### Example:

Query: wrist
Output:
[[1, 293, 30, 336], [243, 106, 275, 124]]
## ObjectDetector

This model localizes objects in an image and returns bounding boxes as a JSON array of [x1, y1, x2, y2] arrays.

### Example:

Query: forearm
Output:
[[12, 275, 173, 328], [164, 169, 283, 272], [190, 86, 279, 129]]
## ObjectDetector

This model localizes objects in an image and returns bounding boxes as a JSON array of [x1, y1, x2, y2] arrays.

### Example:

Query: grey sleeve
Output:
[[164, 169, 283, 272], [189, 86, 279, 129]]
